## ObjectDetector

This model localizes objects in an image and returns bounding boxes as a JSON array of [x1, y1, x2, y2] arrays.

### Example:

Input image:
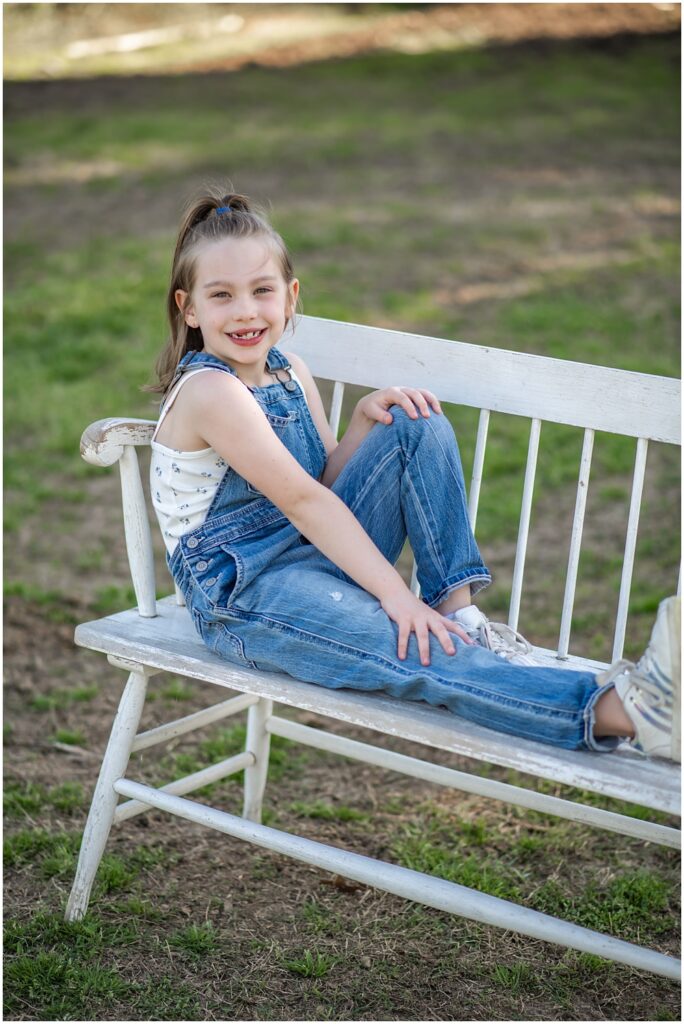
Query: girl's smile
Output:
[[227, 327, 268, 346]]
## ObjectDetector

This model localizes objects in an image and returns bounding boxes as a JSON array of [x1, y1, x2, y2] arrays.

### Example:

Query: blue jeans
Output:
[[170, 406, 616, 752]]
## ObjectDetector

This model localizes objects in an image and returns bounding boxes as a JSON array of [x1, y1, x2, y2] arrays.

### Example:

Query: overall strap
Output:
[[266, 346, 290, 372]]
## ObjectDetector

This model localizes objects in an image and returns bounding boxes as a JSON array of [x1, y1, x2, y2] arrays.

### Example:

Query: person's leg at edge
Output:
[[593, 688, 634, 738]]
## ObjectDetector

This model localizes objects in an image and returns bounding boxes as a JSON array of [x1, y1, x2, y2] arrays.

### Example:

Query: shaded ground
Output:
[[4, 16, 681, 1022], [4, 2, 680, 79]]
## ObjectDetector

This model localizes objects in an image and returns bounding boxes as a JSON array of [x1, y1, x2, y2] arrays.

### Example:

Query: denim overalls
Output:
[[167, 345, 615, 752]]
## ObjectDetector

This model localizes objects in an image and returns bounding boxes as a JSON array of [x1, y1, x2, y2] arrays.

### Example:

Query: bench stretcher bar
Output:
[[266, 716, 680, 849], [113, 777, 681, 981], [114, 751, 254, 823]]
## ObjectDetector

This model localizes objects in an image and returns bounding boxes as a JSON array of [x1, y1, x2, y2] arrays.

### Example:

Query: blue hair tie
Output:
[[216, 205, 232, 215]]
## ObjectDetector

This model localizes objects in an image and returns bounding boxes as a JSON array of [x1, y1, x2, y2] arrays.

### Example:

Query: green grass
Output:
[[4, 951, 131, 1019], [290, 800, 369, 823], [3, 907, 203, 1019], [3, 580, 80, 623], [168, 921, 219, 958], [531, 872, 673, 940], [31, 685, 99, 712], [4, 779, 86, 817], [4, 42, 679, 171], [388, 806, 679, 946], [392, 825, 525, 902], [92, 584, 141, 614], [282, 948, 338, 978], [52, 729, 87, 748]]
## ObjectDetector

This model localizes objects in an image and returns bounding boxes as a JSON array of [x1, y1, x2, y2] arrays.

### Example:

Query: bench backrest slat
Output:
[[613, 437, 649, 662], [509, 417, 542, 633], [558, 429, 596, 659], [468, 409, 490, 532], [329, 381, 345, 436], [289, 317, 680, 443]]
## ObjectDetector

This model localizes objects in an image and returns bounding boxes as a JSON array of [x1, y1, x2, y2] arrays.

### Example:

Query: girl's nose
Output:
[[233, 298, 257, 320]]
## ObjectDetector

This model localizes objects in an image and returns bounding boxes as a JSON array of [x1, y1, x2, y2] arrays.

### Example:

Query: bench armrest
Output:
[[80, 418, 157, 467]]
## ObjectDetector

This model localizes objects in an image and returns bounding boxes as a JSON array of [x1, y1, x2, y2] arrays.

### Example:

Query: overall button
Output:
[[196, 560, 209, 572], [187, 537, 199, 549], [204, 577, 217, 587]]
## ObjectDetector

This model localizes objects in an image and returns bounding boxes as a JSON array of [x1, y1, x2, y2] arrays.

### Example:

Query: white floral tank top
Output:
[[150, 366, 308, 555]]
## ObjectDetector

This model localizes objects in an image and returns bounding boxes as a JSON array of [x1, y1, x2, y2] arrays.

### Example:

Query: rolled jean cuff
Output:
[[582, 679, 623, 753], [423, 568, 492, 609]]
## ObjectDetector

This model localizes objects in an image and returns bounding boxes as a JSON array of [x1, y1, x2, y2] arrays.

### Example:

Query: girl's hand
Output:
[[379, 588, 473, 666], [356, 386, 442, 426]]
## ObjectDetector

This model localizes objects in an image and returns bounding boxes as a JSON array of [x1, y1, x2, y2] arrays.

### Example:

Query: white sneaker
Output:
[[598, 596, 681, 762], [448, 605, 540, 666]]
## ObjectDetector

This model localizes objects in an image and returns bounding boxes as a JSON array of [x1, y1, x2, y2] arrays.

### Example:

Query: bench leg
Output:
[[65, 667, 149, 922], [242, 698, 272, 823]]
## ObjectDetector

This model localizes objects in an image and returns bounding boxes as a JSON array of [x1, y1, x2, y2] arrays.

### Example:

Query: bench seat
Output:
[[76, 595, 680, 816]]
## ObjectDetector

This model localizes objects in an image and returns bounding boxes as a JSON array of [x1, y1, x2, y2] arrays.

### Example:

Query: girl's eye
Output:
[[211, 291, 230, 299], [255, 287, 273, 294]]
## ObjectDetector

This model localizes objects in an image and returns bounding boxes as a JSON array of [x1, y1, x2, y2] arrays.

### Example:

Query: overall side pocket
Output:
[[199, 618, 259, 670]]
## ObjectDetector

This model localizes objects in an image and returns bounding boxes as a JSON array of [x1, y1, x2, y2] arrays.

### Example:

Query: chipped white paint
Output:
[[118, 445, 157, 617], [131, 692, 258, 752], [67, 317, 681, 976], [114, 751, 254, 824], [65, 666, 150, 921], [242, 698, 273, 823]]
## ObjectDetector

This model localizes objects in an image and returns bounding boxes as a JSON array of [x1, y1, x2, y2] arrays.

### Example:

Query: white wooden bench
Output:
[[66, 316, 681, 980]]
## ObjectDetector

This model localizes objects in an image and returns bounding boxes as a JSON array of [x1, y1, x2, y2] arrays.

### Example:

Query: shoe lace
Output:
[[479, 620, 534, 659], [600, 656, 672, 709], [596, 658, 634, 688]]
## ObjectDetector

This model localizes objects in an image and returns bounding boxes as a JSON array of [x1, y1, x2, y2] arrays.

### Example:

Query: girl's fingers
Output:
[[443, 619, 474, 645], [435, 622, 456, 656], [394, 614, 468, 664], [407, 388, 441, 415], [400, 389, 430, 418], [418, 624, 430, 666], [397, 621, 410, 660]]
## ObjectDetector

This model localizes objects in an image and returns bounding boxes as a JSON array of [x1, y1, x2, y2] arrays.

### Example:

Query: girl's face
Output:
[[177, 236, 298, 379]]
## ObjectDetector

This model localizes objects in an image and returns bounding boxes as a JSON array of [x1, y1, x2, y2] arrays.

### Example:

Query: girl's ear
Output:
[[286, 278, 300, 317], [175, 289, 198, 328]]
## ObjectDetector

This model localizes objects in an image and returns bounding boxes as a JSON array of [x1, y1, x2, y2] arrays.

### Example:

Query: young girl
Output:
[[149, 188, 679, 763]]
